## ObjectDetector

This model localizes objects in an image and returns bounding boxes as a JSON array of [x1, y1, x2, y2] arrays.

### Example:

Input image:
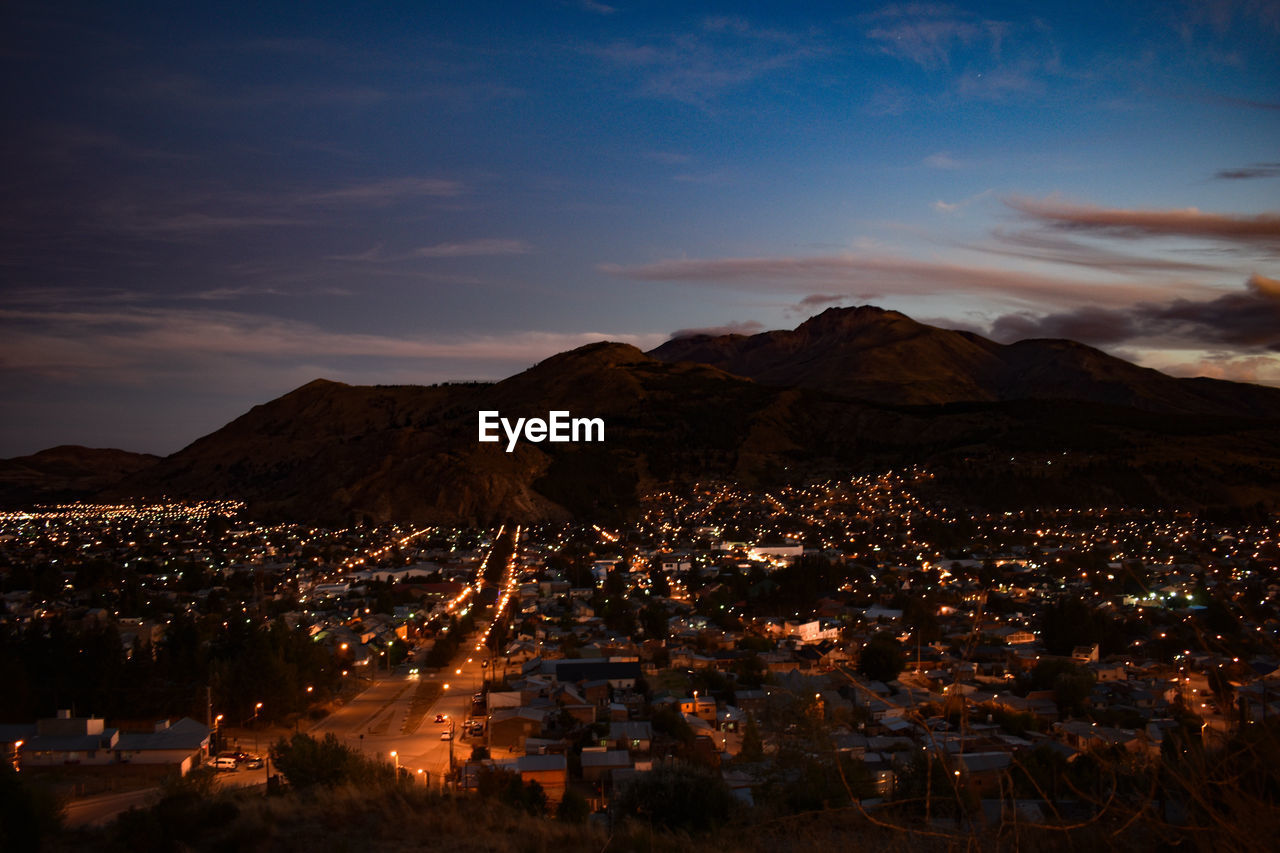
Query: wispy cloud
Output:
[[304, 177, 465, 204], [669, 320, 763, 339], [932, 188, 992, 214], [1145, 351, 1280, 386], [989, 275, 1280, 352], [798, 293, 850, 308], [85, 176, 467, 241], [412, 239, 533, 258], [328, 239, 532, 263], [923, 151, 965, 169], [104, 211, 313, 237], [584, 18, 822, 105], [1214, 161, 1280, 180], [600, 252, 1208, 309], [862, 4, 1008, 70], [858, 6, 1065, 110], [952, 63, 1043, 100], [0, 305, 667, 383], [1006, 196, 1280, 248], [1174, 0, 1280, 40], [118, 71, 394, 110], [575, 0, 617, 15], [970, 227, 1230, 274]]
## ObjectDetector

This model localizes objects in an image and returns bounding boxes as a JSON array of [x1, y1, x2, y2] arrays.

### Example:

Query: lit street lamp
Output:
[[251, 702, 264, 754]]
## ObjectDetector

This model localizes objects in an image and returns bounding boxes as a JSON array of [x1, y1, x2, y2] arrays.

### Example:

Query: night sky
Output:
[[3, 1, 1278, 456]]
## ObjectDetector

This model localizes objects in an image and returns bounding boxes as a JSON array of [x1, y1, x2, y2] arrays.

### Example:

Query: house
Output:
[[113, 718, 211, 775], [1072, 644, 1100, 664], [1054, 721, 1146, 753], [489, 708, 546, 751], [18, 710, 118, 768], [550, 659, 641, 690], [1092, 663, 1127, 682], [607, 721, 653, 754], [678, 695, 717, 722], [517, 753, 567, 804], [954, 751, 1013, 797], [580, 748, 632, 784]]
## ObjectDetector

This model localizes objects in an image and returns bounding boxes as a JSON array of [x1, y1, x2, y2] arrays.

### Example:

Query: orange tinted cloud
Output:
[[1006, 196, 1280, 246]]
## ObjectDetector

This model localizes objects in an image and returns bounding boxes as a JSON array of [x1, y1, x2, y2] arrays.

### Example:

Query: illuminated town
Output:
[[2, 474, 1276, 848]]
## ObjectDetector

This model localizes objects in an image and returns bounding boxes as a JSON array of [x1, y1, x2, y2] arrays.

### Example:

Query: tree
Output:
[[612, 764, 736, 834], [475, 767, 546, 815], [269, 732, 391, 789], [858, 632, 906, 683], [0, 764, 63, 853], [1028, 659, 1096, 717], [738, 714, 764, 762], [639, 600, 670, 640], [556, 786, 590, 823], [1207, 666, 1235, 711]]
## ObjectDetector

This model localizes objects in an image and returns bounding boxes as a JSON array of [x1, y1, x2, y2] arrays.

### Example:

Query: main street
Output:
[[75, 526, 520, 825], [307, 636, 494, 787], [306, 524, 521, 786]]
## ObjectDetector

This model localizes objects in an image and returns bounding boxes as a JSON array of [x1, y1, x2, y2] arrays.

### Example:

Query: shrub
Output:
[[269, 731, 393, 790], [612, 763, 736, 834]]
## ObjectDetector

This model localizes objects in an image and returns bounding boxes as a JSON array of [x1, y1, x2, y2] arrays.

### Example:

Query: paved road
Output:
[[310, 638, 494, 786], [309, 526, 520, 785], [63, 787, 162, 827], [65, 530, 516, 824]]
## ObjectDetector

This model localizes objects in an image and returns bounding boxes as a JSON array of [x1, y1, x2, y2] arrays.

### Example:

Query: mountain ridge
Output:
[[649, 305, 1280, 417], [8, 306, 1279, 521]]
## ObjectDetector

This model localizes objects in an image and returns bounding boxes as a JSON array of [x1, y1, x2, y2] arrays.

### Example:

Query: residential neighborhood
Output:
[[1, 473, 1278, 845]]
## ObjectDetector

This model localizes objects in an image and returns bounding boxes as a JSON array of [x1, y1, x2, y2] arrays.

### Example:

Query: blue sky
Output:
[[2, 0, 1278, 455]]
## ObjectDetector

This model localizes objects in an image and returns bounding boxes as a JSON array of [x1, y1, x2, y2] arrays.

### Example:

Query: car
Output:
[[434, 713, 447, 723], [211, 755, 238, 771], [440, 730, 453, 741], [242, 754, 264, 769]]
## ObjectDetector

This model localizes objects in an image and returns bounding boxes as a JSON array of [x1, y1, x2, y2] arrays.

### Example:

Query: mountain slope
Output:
[[113, 345, 792, 524], [0, 446, 160, 508], [106, 334, 1280, 523], [649, 306, 1280, 417]]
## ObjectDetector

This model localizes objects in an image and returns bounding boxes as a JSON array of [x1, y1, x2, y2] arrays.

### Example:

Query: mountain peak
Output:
[[291, 378, 347, 394], [792, 305, 924, 344], [529, 341, 652, 373], [800, 304, 909, 327], [650, 306, 1280, 415]]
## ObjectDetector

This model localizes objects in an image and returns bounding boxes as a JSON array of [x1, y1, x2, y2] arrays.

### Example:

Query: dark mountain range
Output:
[[7, 305, 1272, 523], [650, 306, 1280, 417], [0, 446, 160, 508], [94, 307, 1280, 522]]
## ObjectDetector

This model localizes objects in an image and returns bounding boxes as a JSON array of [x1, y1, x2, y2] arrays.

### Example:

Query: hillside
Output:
[[105, 331, 1280, 523], [649, 306, 1280, 417], [0, 446, 160, 508]]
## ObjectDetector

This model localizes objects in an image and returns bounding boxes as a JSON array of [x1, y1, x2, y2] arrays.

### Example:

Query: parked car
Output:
[[242, 754, 264, 769], [212, 754, 238, 771], [440, 730, 452, 741]]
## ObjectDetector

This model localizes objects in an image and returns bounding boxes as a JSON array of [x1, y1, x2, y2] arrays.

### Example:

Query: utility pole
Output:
[[448, 719, 456, 791]]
